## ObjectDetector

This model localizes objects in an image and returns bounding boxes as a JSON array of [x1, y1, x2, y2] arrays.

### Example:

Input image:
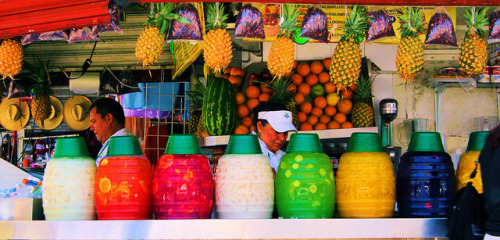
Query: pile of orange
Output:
[[222, 67, 245, 92], [291, 59, 355, 131]]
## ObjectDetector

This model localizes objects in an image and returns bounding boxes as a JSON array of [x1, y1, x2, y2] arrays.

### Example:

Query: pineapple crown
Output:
[[206, 3, 228, 31], [464, 7, 489, 38], [341, 5, 369, 44], [146, 3, 190, 35], [267, 76, 294, 106], [24, 56, 53, 100], [278, 4, 300, 39], [355, 74, 374, 104], [397, 7, 426, 38], [187, 76, 206, 111]]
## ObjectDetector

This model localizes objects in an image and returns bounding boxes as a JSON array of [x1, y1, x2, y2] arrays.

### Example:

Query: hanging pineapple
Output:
[[0, 39, 23, 81], [329, 5, 369, 90], [187, 76, 206, 137], [459, 7, 489, 76], [351, 75, 374, 128], [396, 7, 426, 83], [267, 77, 298, 128], [135, 3, 188, 67], [267, 4, 300, 80], [25, 56, 53, 127], [204, 3, 232, 74]]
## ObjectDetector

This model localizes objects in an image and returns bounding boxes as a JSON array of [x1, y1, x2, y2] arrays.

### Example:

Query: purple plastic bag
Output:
[[68, 27, 99, 44], [489, 11, 500, 44], [93, 5, 123, 35], [367, 8, 396, 42], [234, 4, 265, 39], [38, 31, 69, 41], [300, 6, 328, 43], [21, 34, 40, 45], [168, 4, 203, 41], [425, 7, 457, 47]]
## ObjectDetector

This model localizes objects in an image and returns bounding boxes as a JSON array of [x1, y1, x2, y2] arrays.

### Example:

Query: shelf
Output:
[[201, 127, 379, 147], [429, 76, 500, 89], [0, 218, 447, 239]]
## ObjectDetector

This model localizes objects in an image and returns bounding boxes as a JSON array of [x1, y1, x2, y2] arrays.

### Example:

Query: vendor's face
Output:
[[89, 108, 111, 143], [257, 121, 288, 153]]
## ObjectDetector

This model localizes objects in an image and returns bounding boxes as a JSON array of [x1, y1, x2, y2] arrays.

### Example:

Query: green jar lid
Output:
[[346, 132, 383, 152], [467, 131, 489, 151], [53, 137, 89, 157], [107, 135, 143, 156], [286, 133, 323, 153], [408, 132, 445, 152], [164, 134, 202, 155], [225, 135, 262, 154]]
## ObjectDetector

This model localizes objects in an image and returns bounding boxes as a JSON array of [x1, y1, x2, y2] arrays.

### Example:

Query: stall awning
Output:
[[137, 0, 496, 6], [0, 0, 111, 40]]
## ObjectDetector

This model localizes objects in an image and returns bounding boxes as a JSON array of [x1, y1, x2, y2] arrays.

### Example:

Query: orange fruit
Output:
[[314, 122, 327, 130], [292, 61, 298, 70], [349, 83, 357, 92], [297, 83, 311, 96], [323, 58, 332, 69], [305, 73, 319, 86], [313, 96, 327, 109], [311, 107, 323, 117], [318, 72, 330, 84], [241, 117, 253, 127], [245, 85, 261, 98], [293, 92, 305, 105], [300, 122, 313, 131], [324, 105, 337, 117], [221, 74, 230, 79], [287, 84, 297, 92], [297, 62, 311, 77], [229, 75, 242, 86], [307, 115, 319, 126], [224, 67, 232, 74], [230, 67, 245, 77], [319, 115, 331, 124], [333, 112, 347, 124], [234, 125, 250, 134], [341, 121, 353, 129], [237, 104, 250, 118], [250, 125, 256, 133], [260, 83, 273, 93], [235, 92, 246, 105], [284, 71, 292, 78], [297, 112, 307, 123], [258, 92, 270, 102], [324, 82, 337, 93], [337, 99, 353, 115], [340, 88, 353, 100], [299, 101, 312, 114], [247, 98, 260, 111], [328, 120, 341, 129], [291, 73, 303, 85], [310, 61, 324, 74]]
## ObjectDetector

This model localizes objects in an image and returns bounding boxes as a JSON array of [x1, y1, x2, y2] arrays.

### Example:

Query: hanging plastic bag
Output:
[[93, 5, 123, 35], [425, 7, 457, 47], [489, 10, 500, 44], [68, 27, 99, 44], [7, 78, 31, 99], [99, 70, 119, 95], [38, 30, 69, 42], [233, 4, 265, 39], [299, 6, 328, 43], [168, 3, 202, 41], [118, 68, 141, 95], [366, 7, 396, 42], [21, 34, 40, 45]]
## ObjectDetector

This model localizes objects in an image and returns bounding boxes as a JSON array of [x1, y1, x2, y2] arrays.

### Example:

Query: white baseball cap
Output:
[[258, 110, 297, 133]]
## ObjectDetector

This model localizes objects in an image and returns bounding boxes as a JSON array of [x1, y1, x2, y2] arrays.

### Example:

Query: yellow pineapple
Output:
[[396, 7, 426, 83], [459, 7, 489, 76], [204, 3, 232, 74], [351, 75, 374, 128], [0, 39, 23, 80], [330, 5, 369, 90], [267, 4, 299, 79], [25, 56, 53, 126]]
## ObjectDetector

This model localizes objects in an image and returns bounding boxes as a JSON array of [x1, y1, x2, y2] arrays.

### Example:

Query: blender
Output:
[[379, 98, 401, 176]]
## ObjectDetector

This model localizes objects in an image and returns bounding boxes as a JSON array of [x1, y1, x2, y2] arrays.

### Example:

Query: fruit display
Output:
[[202, 75, 236, 136], [0, 39, 23, 80], [459, 7, 489, 76], [203, 3, 233, 74]]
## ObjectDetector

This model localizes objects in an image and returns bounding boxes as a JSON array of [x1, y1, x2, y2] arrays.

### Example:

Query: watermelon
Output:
[[202, 76, 236, 136]]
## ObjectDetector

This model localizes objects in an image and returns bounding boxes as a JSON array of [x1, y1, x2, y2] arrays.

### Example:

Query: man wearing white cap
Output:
[[253, 102, 297, 174]]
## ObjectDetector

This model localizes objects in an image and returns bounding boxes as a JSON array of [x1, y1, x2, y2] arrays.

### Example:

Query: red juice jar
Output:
[[153, 134, 214, 219], [95, 136, 153, 220]]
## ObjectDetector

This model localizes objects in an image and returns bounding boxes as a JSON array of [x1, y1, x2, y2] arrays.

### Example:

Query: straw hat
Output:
[[63, 95, 92, 131], [34, 96, 63, 130], [0, 98, 30, 131]]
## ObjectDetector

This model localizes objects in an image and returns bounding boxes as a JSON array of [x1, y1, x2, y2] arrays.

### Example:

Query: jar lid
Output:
[[164, 134, 202, 154], [467, 131, 489, 151], [408, 132, 445, 152], [107, 135, 143, 156], [225, 135, 262, 154], [346, 132, 383, 152], [286, 133, 322, 153], [53, 137, 89, 157]]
